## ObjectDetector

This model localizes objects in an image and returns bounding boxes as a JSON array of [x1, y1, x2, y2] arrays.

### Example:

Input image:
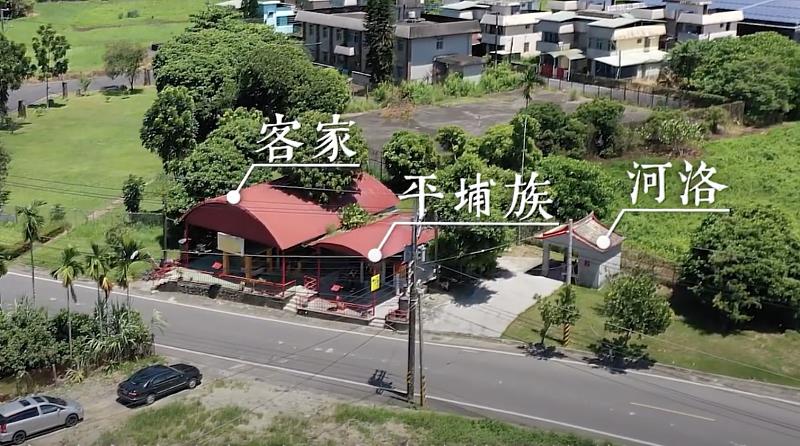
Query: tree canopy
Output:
[[680, 206, 800, 327], [173, 139, 249, 209], [603, 272, 672, 343], [537, 156, 615, 222], [0, 142, 9, 211], [514, 102, 588, 158], [574, 98, 625, 157], [0, 34, 32, 117], [365, 0, 394, 83], [140, 86, 198, 172], [667, 32, 800, 122], [103, 41, 147, 90], [383, 130, 441, 191]]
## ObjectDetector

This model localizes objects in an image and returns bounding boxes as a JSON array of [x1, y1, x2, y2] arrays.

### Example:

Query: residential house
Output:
[[663, 0, 743, 41], [712, 0, 799, 42], [440, 1, 491, 54], [296, 7, 482, 82], [481, 9, 553, 59], [261, 1, 299, 34], [586, 17, 666, 79], [536, 11, 594, 78]]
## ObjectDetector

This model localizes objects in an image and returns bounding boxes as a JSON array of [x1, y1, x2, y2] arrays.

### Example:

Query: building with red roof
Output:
[[177, 173, 434, 319]]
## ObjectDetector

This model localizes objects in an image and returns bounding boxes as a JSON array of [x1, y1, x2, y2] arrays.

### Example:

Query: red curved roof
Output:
[[310, 213, 435, 258], [182, 173, 399, 251]]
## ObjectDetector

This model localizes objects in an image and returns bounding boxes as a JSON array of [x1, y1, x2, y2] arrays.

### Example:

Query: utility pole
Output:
[[565, 219, 573, 285], [417, 246, 426, 407], [406, 211, 419, 404], [518, 116, 528, 244]]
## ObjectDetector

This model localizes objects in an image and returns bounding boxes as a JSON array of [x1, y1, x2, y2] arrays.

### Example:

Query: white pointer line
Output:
[[629, 402, 716, 422], [375, 221, 560, 253], [607, 208, 731, 236], [156, 343, 666, 446]]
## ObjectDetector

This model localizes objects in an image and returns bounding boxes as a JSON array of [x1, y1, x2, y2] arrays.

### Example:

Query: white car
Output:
[[0, 395, 84, 445]]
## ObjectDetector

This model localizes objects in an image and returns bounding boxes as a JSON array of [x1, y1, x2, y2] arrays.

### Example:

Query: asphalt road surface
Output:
[[5, 73, 147, 111], [2, 271, 799, 446]]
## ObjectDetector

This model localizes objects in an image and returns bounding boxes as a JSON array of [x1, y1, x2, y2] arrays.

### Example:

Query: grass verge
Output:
[[91, 400, 613, 446], [0, 89, 161, 248], [4, 0, 208, 74], [504, 286, 800, 387]]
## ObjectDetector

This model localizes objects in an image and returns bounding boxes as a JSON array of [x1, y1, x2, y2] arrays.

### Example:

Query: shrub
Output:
[[122, 175, 146, 213], [638, 109, 706, 154], [435, 125, 471, 157], [126, 9, 140, 18], [383, 130, 440, 191], [478, 63, 521, 93], [687, 106, 730, 134], [574, 98, 625, 158], [442, 73, 477, 97], [371, 82, 400, 106], [339, 204, 371, 230], [49, 204, 66, 222], [399, 81, 442, 105]]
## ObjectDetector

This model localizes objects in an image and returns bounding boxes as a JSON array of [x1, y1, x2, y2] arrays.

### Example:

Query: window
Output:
[[436, 36, 444, 50], [610, 40, 616, 51], [524, 42, 530, 52], [726, 23, 731, 31], [525, 24, 531, 30], [497, 26, 505, 36], [8, 408, 39, 423], [323, 27, 328, 38], [44, 397, 67, 406], [543, 32, 559, 43], [397, 39, 404, 51], [354, 33, 360, 43], [40, 405, 59, 415], [594, 38, 603, 50], [637, 38, 642, 44], [336, 29, 343, 41], [32, 397, 45, 403], [322, 51, 329, 63], [644, 37, 651, 52], [308, 25, 315, 36]]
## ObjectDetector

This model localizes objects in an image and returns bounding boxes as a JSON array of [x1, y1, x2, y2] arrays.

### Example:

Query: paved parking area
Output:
[[348, 89, 651, 155]]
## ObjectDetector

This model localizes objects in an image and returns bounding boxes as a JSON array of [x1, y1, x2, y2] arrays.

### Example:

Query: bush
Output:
[[574, 98, 625, 157], [371, 82, 400, 106], [687, 106, 730, 134], [638, 109, 706, 154], [339, 204, 370, 230], [478, 63, 522, 93], [442, 73, 478, 97], [49, 204, 66, 222], [435, 125, 470, 157], [399, 81, 443, 105], [126, 9, 140, 18], [122, 175, 147, 213]]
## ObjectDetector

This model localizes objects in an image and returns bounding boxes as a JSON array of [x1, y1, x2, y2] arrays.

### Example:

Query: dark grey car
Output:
[[0, 395, 84, 445]]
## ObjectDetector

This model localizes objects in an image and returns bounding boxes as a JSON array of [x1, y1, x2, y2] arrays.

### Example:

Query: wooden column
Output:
[[281, 250, 286, 284], [316, 248, 321, 290], [222, 253, 230, 275], [181, 224, 189, 265], [267, 248, 273, 271], [244, 255, 253, 280]]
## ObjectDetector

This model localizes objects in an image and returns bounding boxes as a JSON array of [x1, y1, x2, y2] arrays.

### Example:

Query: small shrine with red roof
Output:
[[534, 213, 624, 289]]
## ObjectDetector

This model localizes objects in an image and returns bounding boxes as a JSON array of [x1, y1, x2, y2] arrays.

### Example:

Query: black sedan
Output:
[[117, 364, 202, 406]]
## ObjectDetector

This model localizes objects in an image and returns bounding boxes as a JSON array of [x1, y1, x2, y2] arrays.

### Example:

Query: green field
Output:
[[599, 123, 800, 261], [3, 0, 209, 74], [0, 88, 162, 248], [504, 286, 800, 387]]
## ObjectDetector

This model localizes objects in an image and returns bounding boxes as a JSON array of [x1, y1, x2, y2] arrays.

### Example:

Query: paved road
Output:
[[2, 271, 799, 446], [5, 73, 147, 111]]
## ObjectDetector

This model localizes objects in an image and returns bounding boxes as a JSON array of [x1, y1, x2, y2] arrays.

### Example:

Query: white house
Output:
[[586, 17, 666, 79], [664, 0, 743, 41]]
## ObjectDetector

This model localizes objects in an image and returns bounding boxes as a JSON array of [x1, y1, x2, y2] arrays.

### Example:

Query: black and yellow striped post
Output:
[[563, 323, 572, 346]]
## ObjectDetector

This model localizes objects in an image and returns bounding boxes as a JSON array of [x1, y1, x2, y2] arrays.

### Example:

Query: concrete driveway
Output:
[[422, 256, 563, 338], [348, 89, 651, 155]]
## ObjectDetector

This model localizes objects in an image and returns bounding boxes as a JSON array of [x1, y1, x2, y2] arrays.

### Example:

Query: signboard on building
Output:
[[370, 274, 380, 292], [217, 232, 245, 256]]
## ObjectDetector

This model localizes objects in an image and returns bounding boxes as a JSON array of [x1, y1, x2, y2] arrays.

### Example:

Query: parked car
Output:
[[0, 395, 84, 445], [117, 364, 202, 406]]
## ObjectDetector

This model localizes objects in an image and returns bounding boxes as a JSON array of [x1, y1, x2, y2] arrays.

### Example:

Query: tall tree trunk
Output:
[[67, 288, 73, 363], [30, 245, 36, 303]]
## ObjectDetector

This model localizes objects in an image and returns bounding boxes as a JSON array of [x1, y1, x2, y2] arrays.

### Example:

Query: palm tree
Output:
[[51, 246, 84, 363], [16, 200, 46, 303], [112, 237, 148, 306], [85, 243, 114, 332], [522, 63, 538, 108]]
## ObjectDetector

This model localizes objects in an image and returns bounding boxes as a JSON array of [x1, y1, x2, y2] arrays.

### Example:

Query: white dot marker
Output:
[[367, 248, 382, 263], [596, 235, 611, 250], [226, 190, 241, 205]]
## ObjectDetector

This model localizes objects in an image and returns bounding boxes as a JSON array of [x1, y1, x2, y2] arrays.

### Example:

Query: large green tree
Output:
[[0, 34, 32, 117], [288, 67, 351, 117], [667, 33, 800, 122], [514, 102, 588, 158], [140, 86, 199, 172], [205, 107, 265, 162], [383, 130, 441, 191], [680, 206, 800, 327], [235, 45, 315, 117], [603, 272, 672, 345], [435, 125, 471, 158], [365, 0, 394, 84], [429, 152, 513, 276], [103, 41, 147, 90], [537, 156, 615, 222], [478, 123, 541, 172], [240, 0, 260, 18], [31, 24, 70, 108], [574, 98, 625, 158], [174, 138, 249, 207], [277, 111, 369, 202]]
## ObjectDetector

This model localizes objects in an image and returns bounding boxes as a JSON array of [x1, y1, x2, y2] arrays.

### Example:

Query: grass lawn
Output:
[[598, 123, 800, 261], [94, 400, 613, 446], [21, 210, 163, 272], [0, 88, 161, 248], [504, 286, 800, 387], [4, 0, 208, 74]]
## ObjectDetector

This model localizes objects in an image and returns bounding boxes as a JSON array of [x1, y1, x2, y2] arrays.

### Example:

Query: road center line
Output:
[[629, 402, 716, 422], [155, 343, 665, 446], [7, 271, 800, 409]]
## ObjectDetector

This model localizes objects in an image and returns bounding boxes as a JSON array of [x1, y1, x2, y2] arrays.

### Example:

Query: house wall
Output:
[[408, 34, 471, 82]]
